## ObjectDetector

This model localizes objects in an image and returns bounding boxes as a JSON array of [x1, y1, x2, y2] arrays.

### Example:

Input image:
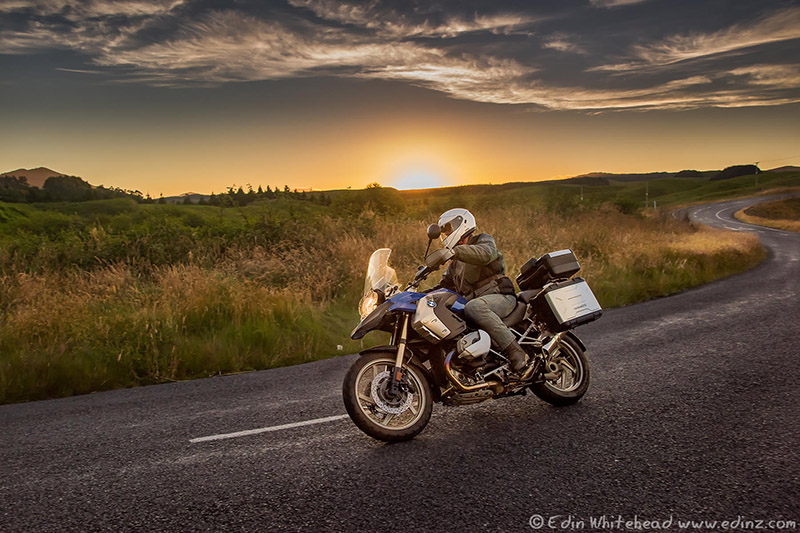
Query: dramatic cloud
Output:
[[728, 64, 800, 89], [0, 0, 184, 18], [288, 0, 537, 38], [0, 0, 185, 55], [596, 7, 800, 71], [86, 10, 522, 86], [589, 0, 651, 8], [541, 34, 586, 54], [0, 0, 798, 111]]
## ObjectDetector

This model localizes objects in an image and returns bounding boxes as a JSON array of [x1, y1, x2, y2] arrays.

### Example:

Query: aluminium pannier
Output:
[[530, 277, 602, 332], [516, 249, 581, 291]]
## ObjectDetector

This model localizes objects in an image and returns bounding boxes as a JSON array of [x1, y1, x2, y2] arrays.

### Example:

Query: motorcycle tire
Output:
[[530, 335, 590, 406], [343, 352, 433, 443]]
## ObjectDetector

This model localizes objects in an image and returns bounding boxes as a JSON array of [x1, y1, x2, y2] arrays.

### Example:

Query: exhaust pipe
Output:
[[540, 332, 567, 380], [443, 350, 495, 392], [542, 331, 566, 357]]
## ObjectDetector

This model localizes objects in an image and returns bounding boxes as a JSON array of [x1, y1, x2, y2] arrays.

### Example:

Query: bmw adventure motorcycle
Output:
[[343, 224, 602, 442]]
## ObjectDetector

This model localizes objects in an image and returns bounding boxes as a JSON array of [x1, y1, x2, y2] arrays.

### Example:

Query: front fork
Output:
[[389, 314, 410, 396]]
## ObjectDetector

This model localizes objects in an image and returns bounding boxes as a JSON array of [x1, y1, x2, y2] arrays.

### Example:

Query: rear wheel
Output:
[[530, 335, 590, 406], [342, 352, 433, 442]]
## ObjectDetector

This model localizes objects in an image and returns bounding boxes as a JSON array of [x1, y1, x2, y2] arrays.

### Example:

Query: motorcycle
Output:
[[342, 224, 602, 442]]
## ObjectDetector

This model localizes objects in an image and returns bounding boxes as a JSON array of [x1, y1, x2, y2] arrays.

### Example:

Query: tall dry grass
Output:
[[0, 205, 764, 403], [734, 197, 800, 233], [478, 204, 763, 307]]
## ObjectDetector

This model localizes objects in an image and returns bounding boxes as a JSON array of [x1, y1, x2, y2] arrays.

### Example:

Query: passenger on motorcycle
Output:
[[425, 208, 529, 374]]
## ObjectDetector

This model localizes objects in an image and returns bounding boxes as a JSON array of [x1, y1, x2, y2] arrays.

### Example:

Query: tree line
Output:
[[165, 185, 333, 207], [0, 175, 332, 207], [0, 175, 132, 203]]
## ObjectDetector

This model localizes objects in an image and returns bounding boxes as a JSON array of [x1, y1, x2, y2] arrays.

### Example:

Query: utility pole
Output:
[[580, 185, 584, 201], [754, 161, 759, 187], [645, 183, 649, 208]]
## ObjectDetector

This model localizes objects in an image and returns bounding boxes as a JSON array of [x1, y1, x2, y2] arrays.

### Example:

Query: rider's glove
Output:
[[425, 248, 455, 269]]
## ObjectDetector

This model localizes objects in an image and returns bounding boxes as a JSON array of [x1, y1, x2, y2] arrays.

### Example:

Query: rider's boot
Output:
[[503, 340, 528, 374]]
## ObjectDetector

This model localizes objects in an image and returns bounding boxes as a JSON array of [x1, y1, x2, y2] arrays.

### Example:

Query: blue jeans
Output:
[[463, 293, 517, 351]]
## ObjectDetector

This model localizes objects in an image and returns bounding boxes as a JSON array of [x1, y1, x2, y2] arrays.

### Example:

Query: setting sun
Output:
[[389, 169, 449, 190], [385, 155, 454, 190]]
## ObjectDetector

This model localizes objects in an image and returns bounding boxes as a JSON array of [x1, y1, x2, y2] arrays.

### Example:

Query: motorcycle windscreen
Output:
[[364, 248, 398, 296], [359, 248, 399, 318]]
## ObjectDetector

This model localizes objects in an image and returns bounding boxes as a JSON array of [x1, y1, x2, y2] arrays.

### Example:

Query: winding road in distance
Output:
[[2, 196, 798, 532]]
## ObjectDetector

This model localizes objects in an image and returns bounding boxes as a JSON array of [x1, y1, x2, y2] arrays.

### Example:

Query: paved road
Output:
[[2, 197, 798, 532]]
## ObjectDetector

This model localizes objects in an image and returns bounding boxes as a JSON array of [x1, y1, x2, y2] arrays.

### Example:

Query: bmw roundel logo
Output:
[[427, 299, 437, 308]]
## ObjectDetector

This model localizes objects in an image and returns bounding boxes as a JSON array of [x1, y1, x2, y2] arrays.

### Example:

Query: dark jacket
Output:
[[439, 233, 515, 300]]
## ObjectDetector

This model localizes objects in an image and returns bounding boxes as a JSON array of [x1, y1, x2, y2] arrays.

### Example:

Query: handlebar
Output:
[[406, 265, 434, 290]]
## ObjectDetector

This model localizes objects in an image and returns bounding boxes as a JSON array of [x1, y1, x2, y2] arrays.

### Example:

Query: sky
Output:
[[1, 0, 799, 196]]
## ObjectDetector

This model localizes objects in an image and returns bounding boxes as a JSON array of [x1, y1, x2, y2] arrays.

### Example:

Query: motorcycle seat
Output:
[[502, 301, 527, 326]]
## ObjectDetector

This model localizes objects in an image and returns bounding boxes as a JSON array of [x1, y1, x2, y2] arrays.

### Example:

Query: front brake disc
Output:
[[371, 370, 413, 414]]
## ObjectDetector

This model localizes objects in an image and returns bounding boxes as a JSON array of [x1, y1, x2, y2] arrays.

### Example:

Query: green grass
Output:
[[0, 276, 365, 401], [0, 173, 783, 404], [643, 171, 800, 206], [396, 171, 800, 214], [592, 244, 765, 308], [745, 197, 800, 220]]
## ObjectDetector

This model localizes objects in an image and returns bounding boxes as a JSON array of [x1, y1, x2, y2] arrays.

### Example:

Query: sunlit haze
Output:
[[1, 0, 798, 196]]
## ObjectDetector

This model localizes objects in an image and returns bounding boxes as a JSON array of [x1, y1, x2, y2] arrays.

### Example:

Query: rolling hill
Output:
[[0, 167, 68, 188]]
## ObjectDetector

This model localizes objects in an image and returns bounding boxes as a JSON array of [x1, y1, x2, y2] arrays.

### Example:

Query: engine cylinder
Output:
[[456, 330, 491, 360]]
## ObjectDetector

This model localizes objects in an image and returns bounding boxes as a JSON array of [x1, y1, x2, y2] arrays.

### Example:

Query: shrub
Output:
[[711, 165, 760, 181], [674, 169, 702, 177]]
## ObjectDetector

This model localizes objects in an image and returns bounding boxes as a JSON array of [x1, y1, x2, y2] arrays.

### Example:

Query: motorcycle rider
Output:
[[425, 208, 529, 374]]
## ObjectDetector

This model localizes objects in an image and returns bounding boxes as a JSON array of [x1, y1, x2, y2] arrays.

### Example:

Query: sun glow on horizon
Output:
[[390, 169, 451, 190], [379, 144, 457, 190]]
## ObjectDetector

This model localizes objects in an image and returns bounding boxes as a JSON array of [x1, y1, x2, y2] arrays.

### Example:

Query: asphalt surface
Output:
[[2, 197, 799, 532]]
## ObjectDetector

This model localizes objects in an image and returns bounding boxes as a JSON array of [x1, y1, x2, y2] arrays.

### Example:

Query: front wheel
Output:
[[530, 335, 590, 406], [343, 352, 433, 442]]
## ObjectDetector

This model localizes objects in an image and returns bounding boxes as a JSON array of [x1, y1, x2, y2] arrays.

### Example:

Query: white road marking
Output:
[[712, 205, 797, 235], [190, 414, 349, 443]]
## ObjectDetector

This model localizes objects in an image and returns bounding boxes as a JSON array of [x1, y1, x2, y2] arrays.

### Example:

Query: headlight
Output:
[[358, 292, 380, 319]]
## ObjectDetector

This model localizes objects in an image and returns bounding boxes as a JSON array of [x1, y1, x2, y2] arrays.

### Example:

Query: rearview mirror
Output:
[[426, 223, 441, 240]]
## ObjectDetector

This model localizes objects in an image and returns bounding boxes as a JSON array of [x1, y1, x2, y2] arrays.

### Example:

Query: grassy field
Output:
[[734, 196, 800, 232], [396, 170, 800, 215], [3, 171, 796, 403]]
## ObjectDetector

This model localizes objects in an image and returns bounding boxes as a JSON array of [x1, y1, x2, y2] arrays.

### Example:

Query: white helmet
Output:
[[438, 208, 476, 249]]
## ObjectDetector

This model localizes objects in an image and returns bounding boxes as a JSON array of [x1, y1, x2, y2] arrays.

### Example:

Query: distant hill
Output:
[[574, 172, 617, 179], [0, 167, 67, 188], [558, 175, 612, 186], [162, 192, 209, 204], [546, 171, 674, 186], [587, 172, 672, 183], [557, 170, 730, 184], [0, 168, 135, 204], [768, 166, 800, 173]]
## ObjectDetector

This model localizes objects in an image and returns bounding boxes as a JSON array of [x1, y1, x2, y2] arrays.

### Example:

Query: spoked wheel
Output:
[[530, 335, 590, 406], [343, 352, 433, 442]]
